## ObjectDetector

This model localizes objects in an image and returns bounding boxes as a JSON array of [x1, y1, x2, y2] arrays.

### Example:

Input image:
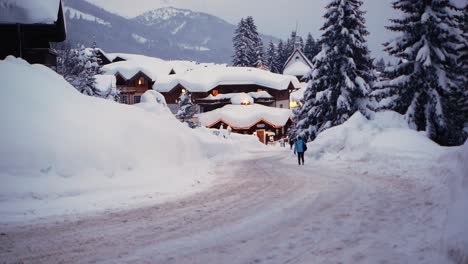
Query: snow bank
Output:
[[0, 0, 60, 24], [440, 142, 468, 263], [134, 90, 171, 114], [94, 74, 116, 93], [306, 111, 444, 161], [0, 57, 261, 222], [155, 66, 300, 93]]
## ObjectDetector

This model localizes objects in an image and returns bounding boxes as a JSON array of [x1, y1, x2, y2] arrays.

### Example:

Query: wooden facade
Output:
[[0, 1, 66, 66], [159, 83, 295, 113], [207, 118, 293, 142], [116, 71, 154, 105]]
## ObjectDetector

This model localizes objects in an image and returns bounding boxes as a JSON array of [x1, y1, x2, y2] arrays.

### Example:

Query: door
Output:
[[256, 130, 266, 144]]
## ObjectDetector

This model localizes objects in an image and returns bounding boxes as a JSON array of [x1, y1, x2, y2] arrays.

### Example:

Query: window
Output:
[[137, 77, 145, 86], [134, 95, 141, 104], [181, 88, 187, 94], [279, 104, 283, 108], [295, 56, 300, 60], [120, 95, 128, 104], [212, 89, 219, 96], [257, 88, 263, 92]]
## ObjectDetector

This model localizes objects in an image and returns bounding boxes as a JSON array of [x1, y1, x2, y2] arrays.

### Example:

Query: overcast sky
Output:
[[84, 0, 462, 60]]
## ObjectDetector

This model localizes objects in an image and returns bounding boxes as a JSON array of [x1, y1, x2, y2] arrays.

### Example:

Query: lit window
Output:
[[257, 88, 263, 92], [289, 101, 298, 108], [212, 89, 219, 96], [138, 77, 144, 85], [181, 88, 186, 94], [241, 100, 250, 105]]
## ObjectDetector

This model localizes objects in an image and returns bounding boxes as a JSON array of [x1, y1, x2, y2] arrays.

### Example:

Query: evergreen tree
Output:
[[455, 5, 468, 126], [244, 16, 265, 67], [266, 41, 279, 73], [303, 33, 320, 62], [372, 0, 466, 146], [232, 17, 265, 67], [232, 18, 252, 67], [276, 40, 288, 72], [176, 92, 198, 128], [294, 0, 375, 141]]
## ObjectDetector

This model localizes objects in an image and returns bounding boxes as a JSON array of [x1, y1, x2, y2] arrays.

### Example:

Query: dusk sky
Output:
[[84, 0, 464, 60]]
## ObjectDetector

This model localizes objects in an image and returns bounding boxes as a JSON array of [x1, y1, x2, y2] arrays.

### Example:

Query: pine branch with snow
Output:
[[176, 92, 198, 128], [372, 0, 466, 146]]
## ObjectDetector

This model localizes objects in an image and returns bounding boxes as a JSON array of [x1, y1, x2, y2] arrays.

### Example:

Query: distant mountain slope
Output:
[[62, 0, 278, 63]]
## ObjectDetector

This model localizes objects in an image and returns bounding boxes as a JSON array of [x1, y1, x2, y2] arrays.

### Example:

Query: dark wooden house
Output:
[[0, 0, 66, 66], [116, 71, 154, 104]]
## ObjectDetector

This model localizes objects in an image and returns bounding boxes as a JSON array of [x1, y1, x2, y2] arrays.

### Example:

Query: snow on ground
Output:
[[0, 0, 60, 24], [0, 56, 263, 223]]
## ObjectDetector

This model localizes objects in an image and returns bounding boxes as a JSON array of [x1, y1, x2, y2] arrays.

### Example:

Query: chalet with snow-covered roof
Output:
[[199, 104, 293, 143], [283, 43, 313, 82], [154, 66, 300, 113], [0, 0, 66, 66]]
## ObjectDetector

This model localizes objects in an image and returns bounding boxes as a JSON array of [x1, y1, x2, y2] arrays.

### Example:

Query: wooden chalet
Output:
[[0, 0, 67, 66], [198, 104, 293, 144], [116, 71, 154, 104], [160, 83, 294, 113]]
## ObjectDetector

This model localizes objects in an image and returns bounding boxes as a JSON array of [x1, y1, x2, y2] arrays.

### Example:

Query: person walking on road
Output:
[[294, 136, 307, 165]]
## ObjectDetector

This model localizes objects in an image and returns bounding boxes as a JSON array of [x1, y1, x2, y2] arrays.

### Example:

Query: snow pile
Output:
[[94, 74, 116, 93], [230, 93, 254, 105], [439, 142, 468, 262], [155, 66, 300, 93], [306, 111, 444, 161], [134, 90, 171, 114], [198, 104, 292, 129], [0, 0, 60, 24], [0, 57, 260, 221]]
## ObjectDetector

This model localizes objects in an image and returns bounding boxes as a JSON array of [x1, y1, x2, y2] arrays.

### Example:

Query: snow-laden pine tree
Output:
[[303, 33, 320, 62], [455, 4, 467, 127], [176, 92, 198, 128], [232, 18, 252, 67], [244, 16, 265, 68], [372, 0, 466, 146], [295, 0, 375, 140], [276, 40, 288, 72], [266, 41, 279, 73]]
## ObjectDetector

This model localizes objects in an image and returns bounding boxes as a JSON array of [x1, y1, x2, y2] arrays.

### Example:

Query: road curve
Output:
[[0, 151, 446, 264]]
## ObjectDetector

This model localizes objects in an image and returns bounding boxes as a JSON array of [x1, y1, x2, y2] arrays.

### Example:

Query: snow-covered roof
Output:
[[283, 60, 312, 77], [0, 0, 61, 24], [94, 74, 116, 93], [200, 91, 273, 101], [102, 53, 221, 81], [199, 104, 293, 129], [155, 66, 300, 93], [283, 49, 313, 77]]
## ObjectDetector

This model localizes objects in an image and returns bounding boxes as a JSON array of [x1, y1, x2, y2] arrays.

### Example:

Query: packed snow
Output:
[[155, 66, 300, 93], [198, 104, 292, 129], [0, 0, 60, 24], [0, 57, 263, 222]]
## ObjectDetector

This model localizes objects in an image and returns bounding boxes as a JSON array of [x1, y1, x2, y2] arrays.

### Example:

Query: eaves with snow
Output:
[[0, 0, 61, 24], [154, 66, 301, 93], [198, 104, 293, 130]]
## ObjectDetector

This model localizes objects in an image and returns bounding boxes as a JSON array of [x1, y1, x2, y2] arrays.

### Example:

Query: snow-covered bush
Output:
[[134, 90, 171, 114]]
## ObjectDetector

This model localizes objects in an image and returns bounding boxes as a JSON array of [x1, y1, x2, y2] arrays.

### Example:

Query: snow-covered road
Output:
[[0, 150, 452, 263]]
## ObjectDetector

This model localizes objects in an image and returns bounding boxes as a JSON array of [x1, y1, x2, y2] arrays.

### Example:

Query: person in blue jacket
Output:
[[294, 136, 307, 165]]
